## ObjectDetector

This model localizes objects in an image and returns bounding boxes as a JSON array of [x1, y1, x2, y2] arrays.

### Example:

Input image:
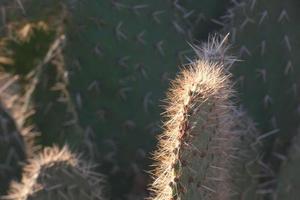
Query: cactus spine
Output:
[[3, 145, 106, 200]]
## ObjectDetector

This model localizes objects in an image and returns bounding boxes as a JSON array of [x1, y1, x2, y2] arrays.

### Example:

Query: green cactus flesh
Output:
[[0, 103, 26, 196], [3, 145, 106, 200], [150, 40, 261, 200], [223, 0, 300, 186], [63, 0, 192, 197]]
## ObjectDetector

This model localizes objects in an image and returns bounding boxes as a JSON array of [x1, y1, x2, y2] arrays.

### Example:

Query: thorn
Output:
[[173, 0, 185, 13], [172, 21, 185, 34], [272, 152, 287, 161], [73, 59, 82, 71], [240, 17, 255, 29], [152, 10, 165, 24], [263, 95, 273, 108], [250, 0, 257, 10], [84, 126, 95, 138], [51, 82, 66, 92], [76, 93, 82, 109], [230, 28, 236, 43], [118, 56, 130, 68], [118, 87, 132, 101], [194, 13, 206, 24], [87, 80, 100, 93], [115, 22, 127, 40], [256, 129, 279, 142], [143, 92, 153, 114], [260, 40, 266, 56], [0, 75, 18, 94], [284, 60, 293, 75], [211, 19, 225, 27], [270, 116, 278, 129], [16, 0, 26, 14], [122, 120, 136, 131], [88, 17, 106, 28], [237, 76, 244, 88], [183, 10, 194, 19], [239, 45, 251, 57], [136, 30, 146, 45], [43, 102, 53, 115], [256, 68, 267, 82], [63, 119, 77, 126], [111, 1, 127, 10], [283, 35, 292, 52], [135, 63, 148, 79], [177, 49, 193, 64], [231, 0, 241, 6], [259, 10, 268, 25], [278, 9, 289, 23], [93, 43, 103, 56], [132, 4, 148, 15], [200, 185, 216, 193], [155, 40, 165, 56], [96, 109, 106, 122]]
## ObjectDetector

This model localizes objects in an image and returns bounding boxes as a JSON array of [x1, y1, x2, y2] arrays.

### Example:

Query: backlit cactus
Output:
[[149, 38, 261, 200]]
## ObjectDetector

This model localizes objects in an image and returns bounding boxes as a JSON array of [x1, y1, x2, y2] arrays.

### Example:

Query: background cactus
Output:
[[0, 104, 26, 196], [220, 0, 300, 196], [275, 130, 300, 200], [3, 145, 106, 200]]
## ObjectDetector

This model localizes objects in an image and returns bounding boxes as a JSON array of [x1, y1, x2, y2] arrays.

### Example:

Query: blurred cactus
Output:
[[3, 145, 106, 200], [221, 0, 300, 196]]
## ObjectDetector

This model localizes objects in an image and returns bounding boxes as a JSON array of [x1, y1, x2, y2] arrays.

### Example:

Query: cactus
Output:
[[274, 131, 300, 200], [221, 0, 300, 194], [149, 38, 261, 200], [2, 145, 106, 200], [0, 103, 26, 196]]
